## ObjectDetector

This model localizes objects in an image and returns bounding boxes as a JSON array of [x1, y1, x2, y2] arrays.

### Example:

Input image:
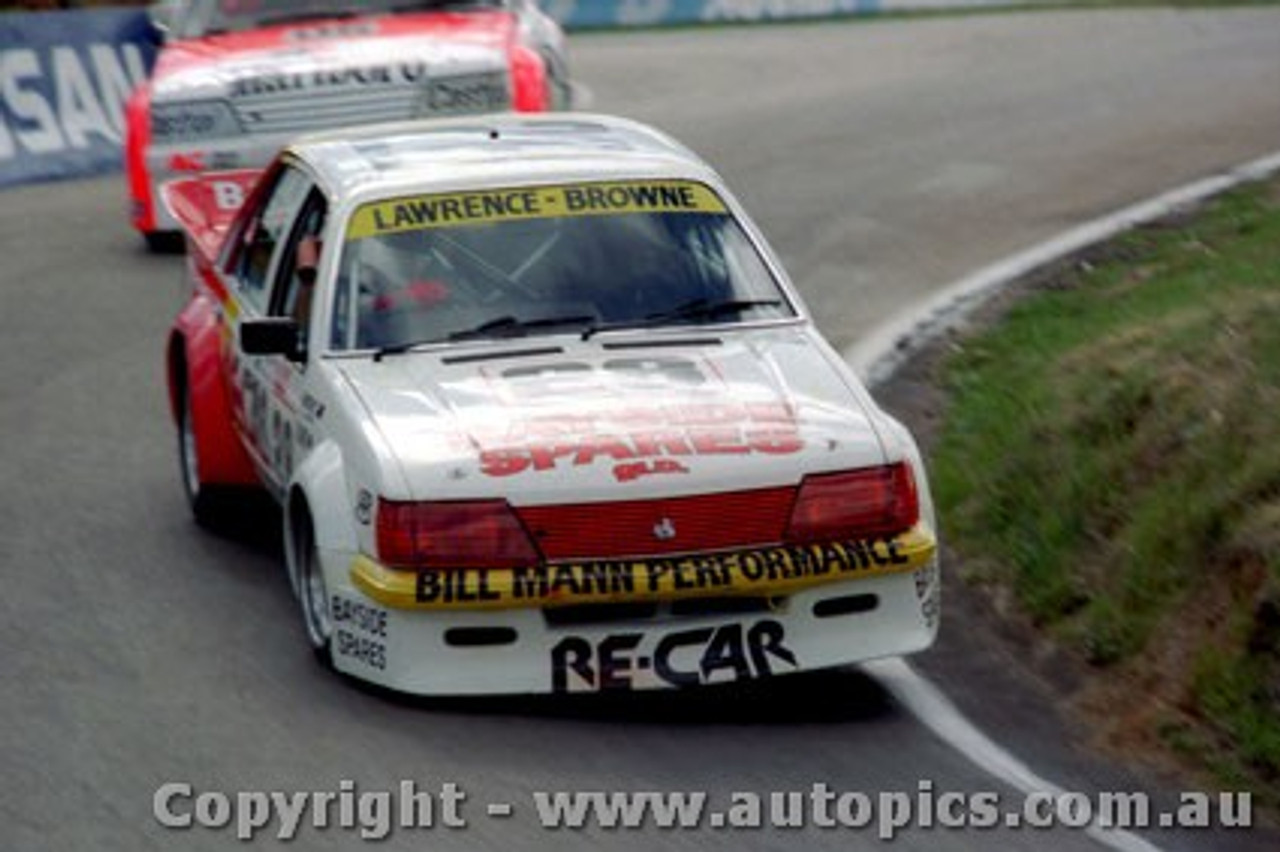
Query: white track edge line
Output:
[[845, 150, 1280, 385], [864, 657, 1165, 852], [850, 149, 1280, 851]]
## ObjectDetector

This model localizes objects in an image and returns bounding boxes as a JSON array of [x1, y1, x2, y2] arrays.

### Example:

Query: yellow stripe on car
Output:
[[350, 524, 937, 611]]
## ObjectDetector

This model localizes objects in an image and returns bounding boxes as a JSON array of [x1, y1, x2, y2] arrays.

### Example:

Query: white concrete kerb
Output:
[[851, 148, 1280, 852]]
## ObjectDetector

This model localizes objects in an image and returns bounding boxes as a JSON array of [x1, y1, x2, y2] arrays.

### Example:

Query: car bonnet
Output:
[[333, 329, 888, 505]]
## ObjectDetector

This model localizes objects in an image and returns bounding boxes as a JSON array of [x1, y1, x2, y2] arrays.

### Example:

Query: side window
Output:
[[229, 165, 311, 314], [268, 190, 328, 336]]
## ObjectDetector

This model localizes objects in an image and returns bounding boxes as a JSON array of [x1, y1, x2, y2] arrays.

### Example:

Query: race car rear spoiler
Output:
[[161, 169, 263, 260]]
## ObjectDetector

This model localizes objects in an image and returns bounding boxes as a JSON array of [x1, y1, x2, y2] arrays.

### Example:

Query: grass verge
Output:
[[931, 175, 1280, 803]]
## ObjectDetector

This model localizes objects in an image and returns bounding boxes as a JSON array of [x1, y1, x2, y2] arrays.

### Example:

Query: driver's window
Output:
[[231, 165, 311, 315], [269, 190, 328, 340]]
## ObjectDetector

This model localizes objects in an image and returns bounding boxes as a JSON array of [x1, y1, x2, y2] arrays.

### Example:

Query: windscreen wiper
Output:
[[447, 313, 597, 342], [580, 298, 783, 341], [371, 313, 595, 359]]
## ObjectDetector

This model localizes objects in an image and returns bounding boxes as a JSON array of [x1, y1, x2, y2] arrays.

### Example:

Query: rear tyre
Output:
[[144, 230, 185, 254], [291, 504, 334, 668], [177, 378, 227, 528]]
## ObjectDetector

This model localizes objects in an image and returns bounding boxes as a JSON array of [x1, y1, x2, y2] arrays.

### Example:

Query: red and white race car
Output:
[[127, 0, 571, 250], [164, 113, 940, 695]]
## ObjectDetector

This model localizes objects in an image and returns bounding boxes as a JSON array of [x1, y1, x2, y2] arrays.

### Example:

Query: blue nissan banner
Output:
[[541, 0, 879, 29], [0, 9, 158, 189]]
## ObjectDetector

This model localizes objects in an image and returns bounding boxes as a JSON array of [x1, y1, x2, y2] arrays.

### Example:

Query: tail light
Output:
[[376, 499, 540, 570], [785, 463, 919, 544]]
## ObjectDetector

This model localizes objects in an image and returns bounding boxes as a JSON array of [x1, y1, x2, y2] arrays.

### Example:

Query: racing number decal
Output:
[[241, 365, 269, 448], [238, 357, 299, 487], [269, 406, 294, 482], [494, 356, 706, 403]]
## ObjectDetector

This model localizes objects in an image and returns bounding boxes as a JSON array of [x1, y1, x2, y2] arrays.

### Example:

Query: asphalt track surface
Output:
[[3, 9, 1280, 852]]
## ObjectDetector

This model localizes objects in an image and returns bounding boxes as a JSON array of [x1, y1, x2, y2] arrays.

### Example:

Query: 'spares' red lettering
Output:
[[479, 428, 803, 477]]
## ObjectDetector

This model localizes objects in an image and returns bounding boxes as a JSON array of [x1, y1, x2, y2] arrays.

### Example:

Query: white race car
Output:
[[165, 113, 941, 695]]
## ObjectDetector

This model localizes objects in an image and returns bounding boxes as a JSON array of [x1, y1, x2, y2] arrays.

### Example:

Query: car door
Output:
[[256, 188, 329, 491], [221, 163, 314, 492]]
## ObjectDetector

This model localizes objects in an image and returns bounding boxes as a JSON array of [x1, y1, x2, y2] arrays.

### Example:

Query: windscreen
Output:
[[329, 180, 795, 351]]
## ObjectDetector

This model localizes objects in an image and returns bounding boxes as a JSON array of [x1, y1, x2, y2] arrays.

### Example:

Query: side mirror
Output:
[[241, 317, 305, 363]]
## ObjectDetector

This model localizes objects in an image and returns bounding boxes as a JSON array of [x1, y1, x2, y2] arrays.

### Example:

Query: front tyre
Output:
[[290, 503, 334, 668], [177, 378, 228, 527]]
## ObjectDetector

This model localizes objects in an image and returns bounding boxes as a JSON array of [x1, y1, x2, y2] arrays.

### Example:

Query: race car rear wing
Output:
[[161, 170, 263, 260]]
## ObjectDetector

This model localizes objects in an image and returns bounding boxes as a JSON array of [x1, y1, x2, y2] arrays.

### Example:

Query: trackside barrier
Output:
[[544, 0, 878, 28], [0, 8, 155, 188], [0, 1, 1021, 188], [542, 0, 1025, 29]]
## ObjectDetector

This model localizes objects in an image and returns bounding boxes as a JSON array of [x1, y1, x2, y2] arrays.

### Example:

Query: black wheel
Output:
[[177, 379, 227, 527], [144, 230, 185, 254], [290, 504, 334, 667]]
